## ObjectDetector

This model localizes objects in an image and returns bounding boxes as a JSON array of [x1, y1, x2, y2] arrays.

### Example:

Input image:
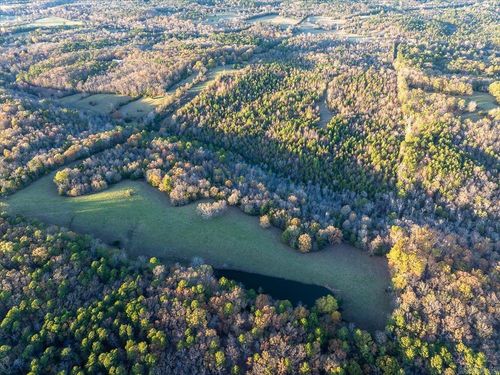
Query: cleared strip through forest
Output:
[[2, 172, 393, 332]]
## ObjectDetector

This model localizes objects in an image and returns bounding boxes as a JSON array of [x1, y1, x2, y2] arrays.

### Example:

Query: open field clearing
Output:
[[118, 96, 172, 120], [461, 91, 498, 120], [57, 93, 91, 105], [190, 65, 242, 93], [248, 14, 300, 27], [318, 96, 333, 127], [58, 66, 241, 119], [0, 15, 18, 25], [469, 92, 497, 112], [117, 72, 202, 119], [2, 173, 392, 331], [306, 16, 346, 28], [57, 93, 133, 115], [26, 16, 84, 28], [206, 11, 239, 24], [0, 4, 23, 11], [296, 25, 339, 35], [73, 94, 133, 115]]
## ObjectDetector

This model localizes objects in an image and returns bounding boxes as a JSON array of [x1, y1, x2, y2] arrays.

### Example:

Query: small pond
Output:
[[215, 269, 334, 308]]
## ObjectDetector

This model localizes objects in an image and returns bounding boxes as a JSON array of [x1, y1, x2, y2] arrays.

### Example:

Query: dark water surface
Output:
[[215, 268, 334, 308]]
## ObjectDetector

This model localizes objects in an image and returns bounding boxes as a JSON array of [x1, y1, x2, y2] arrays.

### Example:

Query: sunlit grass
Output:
[[3, 173, 392, 330]]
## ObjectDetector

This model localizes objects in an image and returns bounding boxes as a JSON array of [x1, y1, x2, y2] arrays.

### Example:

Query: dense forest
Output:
[[0, 0, 498, 374]]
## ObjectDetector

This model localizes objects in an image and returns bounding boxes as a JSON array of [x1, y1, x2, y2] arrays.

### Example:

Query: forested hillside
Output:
[[0, 215, 399, 374]]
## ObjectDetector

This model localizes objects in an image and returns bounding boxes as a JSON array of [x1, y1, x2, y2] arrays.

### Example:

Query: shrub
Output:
[[196, 201, 227, 219], [298, 233, 312, 253], [488, 81, 500, 103], [317, 226, 343, 246], [259, 215, 271, 229]]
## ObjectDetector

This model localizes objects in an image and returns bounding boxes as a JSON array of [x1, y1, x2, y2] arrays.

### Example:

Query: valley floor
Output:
[[2, 172, 392, 331]]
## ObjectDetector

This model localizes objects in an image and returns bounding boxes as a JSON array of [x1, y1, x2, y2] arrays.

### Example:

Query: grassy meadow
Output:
[[248, 14, 299, 26], [58, 93, 132, 115], [27, 17, 84, 28], [118, 96, 172, 120], [57, 66, 241, 119], [470, 92, 497, 112], [460, 91, 498, 120], [189, 65, 242, 93], [2, 173, 392, 331]]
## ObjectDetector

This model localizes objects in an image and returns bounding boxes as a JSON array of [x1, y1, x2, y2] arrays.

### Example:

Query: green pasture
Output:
[[2, 173, 392, 331]]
